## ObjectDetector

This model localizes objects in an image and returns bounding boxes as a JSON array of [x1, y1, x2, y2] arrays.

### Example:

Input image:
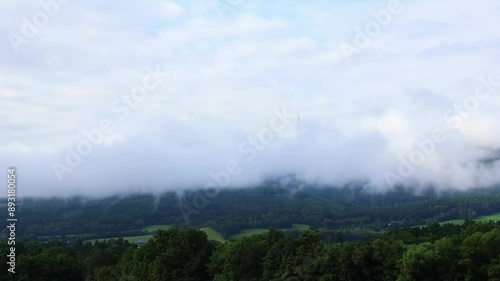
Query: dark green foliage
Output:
[[123, 228, 215, 281], [1, 222, 500, 281], [209, 235, 266, 281]]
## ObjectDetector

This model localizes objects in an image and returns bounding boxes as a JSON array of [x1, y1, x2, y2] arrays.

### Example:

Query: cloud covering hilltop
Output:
[[1, 0, 500, 196]]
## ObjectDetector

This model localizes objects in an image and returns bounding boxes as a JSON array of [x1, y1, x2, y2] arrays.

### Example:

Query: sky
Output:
[[1, 0, 500, 197]]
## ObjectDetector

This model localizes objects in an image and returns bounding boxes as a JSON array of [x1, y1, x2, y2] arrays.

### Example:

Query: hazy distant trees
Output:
[[11, 188, 500, 242]]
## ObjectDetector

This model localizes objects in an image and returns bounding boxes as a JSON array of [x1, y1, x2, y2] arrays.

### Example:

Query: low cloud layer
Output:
[[1, 0, 500, 197]]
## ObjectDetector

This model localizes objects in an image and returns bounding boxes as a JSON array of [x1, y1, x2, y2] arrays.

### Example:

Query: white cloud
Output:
[[1, 0, 500, 196], [162, 1, 185, 19]]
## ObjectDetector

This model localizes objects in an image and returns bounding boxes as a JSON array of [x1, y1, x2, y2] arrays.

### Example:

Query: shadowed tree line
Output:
[[1, 221, 500, 281]]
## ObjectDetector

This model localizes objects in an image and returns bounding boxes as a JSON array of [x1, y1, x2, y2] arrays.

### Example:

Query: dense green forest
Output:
[[3, 184, 500, 241], [2, 221, 500, 281]]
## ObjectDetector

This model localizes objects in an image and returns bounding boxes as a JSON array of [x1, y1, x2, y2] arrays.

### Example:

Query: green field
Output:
[[230, 224, 311, 240], [142, 224, 172, 232], [476, 213, 500, 222], [231, 229, 269, 239], [89, 235, 154, 243], [118, 235, 153, 242], [86, 225, 173, 243], [199, 227, 226, 242], [418, 212, 500, 227], [86, 225, 225, 243], [111, 224, 309, 243], [289, 224, 311, 231], [441, 212, 500, 225]]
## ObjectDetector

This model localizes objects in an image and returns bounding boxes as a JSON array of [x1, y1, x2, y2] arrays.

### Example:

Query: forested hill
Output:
[[2, 185, 500, 241]]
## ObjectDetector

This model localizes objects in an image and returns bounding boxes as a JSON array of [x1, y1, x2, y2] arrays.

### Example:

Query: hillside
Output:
[[3, 185, 500, 242]]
